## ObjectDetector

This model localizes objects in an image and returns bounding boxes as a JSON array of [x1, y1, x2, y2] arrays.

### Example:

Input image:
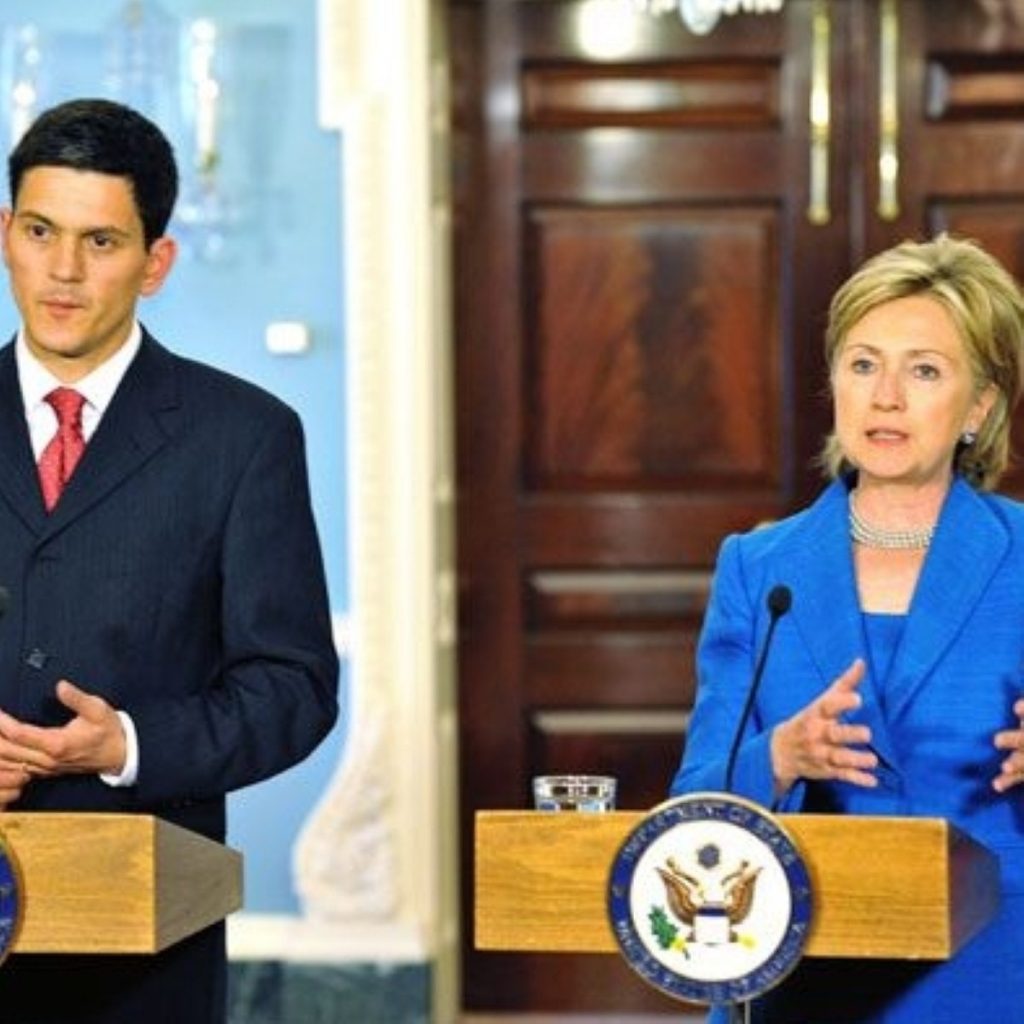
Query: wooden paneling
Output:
[[475, 812, 999, 959], [522, 495, 781, 565], [525, 569, 710, 627], [859, 0, 1024, 264], [527, 710, 689, 810], [453, 1, 835, 1012], [0, 813, 241, 953], [926, 57, 1024, 120], [931, 201, 1024, 490], [928, 203, 1024, 262], [525, 205, 783, 489], [525, 567, 702, 807], [522, 60, 781, 129], [451, 0, 1024, 1014], [525, 634, 695, 706], [522, 133, 787, 199]]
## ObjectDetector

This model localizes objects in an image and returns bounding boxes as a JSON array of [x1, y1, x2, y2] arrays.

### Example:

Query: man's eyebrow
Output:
[[14, 209, 133, 239], [13, 208, 54, 224]]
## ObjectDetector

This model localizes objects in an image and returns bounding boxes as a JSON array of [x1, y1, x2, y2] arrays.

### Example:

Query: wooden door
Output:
[[856, 0, 1024, 491], [451, 0, 1024, 1014]]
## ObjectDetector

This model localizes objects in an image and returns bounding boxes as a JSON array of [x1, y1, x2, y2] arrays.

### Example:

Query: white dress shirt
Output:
[[18, 322, 142, 454], [16, 325, 141, 788]]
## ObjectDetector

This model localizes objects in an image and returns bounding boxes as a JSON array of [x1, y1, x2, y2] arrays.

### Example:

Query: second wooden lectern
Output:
[[0, 812, 243, 955], [476, 810, 999, 961]]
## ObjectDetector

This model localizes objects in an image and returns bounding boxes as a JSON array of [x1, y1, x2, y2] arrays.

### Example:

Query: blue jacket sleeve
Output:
[[668, 535, 803, 811]]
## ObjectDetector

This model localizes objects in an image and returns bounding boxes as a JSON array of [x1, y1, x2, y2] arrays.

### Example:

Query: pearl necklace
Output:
[[849, 500, 935, 550]]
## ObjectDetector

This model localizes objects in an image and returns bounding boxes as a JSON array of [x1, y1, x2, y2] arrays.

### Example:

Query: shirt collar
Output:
[[16, 322, 143, 415]]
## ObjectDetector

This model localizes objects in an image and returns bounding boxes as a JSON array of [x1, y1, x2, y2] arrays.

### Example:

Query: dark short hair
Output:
[[8, 98, 178, 248]]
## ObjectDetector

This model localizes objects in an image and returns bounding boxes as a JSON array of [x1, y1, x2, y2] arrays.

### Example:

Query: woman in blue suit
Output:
[[670, 234, 1024, 1022]]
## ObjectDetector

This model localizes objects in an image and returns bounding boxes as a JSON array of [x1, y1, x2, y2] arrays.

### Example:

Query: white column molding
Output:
[[248, 4, 457, 1017]]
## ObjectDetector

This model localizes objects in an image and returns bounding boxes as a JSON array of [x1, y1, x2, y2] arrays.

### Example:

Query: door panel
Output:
[[526, 207, 784, 488]]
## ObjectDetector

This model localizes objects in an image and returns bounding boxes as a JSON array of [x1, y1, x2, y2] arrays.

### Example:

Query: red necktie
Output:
[[37, 387, 86, 512]]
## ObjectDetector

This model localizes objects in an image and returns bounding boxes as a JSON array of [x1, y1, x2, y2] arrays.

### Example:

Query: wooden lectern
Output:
[[1, 812, 243, 954], [476, 811, 1000, 961]]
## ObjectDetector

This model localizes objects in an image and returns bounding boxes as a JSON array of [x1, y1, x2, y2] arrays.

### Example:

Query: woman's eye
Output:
[[850, 357, 874, 374], [912, 363, 940, 381]]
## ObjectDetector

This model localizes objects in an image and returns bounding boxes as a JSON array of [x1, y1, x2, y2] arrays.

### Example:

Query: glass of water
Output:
[[532, 774, 617, 812]]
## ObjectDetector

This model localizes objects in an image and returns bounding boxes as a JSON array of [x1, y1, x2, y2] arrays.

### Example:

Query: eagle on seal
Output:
[[656, 855, 762, 941]]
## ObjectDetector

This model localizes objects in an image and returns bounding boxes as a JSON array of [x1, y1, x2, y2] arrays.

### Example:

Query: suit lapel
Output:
[[775, 478, 900, 770], [39, 334, 182, 538], [0, 342, 51, 533], [885, 477, 1009, 721]]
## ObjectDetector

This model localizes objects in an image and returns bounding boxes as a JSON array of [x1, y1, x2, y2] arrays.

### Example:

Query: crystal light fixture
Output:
[[175, 16, 237, 262], [6, 25, 42, 148], [634, 0, 786, 36]]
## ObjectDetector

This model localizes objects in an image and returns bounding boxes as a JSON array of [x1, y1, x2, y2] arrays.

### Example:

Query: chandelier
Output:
[[634, 0, 786, 35]]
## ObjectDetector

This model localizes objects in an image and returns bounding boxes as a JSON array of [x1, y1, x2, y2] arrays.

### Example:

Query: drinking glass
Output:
[[532, 774, 617, 812]]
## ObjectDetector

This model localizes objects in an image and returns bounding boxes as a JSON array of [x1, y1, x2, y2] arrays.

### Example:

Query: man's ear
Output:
[[0, 208, 14, 268], [140, 235, 177, 297]]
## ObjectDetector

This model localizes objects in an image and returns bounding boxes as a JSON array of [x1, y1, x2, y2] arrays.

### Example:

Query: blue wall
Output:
[[0, 0, 346, 914]]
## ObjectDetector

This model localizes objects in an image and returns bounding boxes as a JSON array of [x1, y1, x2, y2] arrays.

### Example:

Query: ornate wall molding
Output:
[[231, 5, 458, 1021]]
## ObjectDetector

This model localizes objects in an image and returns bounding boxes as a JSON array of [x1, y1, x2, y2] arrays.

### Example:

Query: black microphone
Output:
[[0, 586, 9, 620], [723, 584, 792, 793]]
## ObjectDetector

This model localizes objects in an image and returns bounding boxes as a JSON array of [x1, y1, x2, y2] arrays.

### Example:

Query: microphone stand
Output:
[[723, 585, 792, 792], [719, 587, 790, 1023], [727, 1000, 752, 1024]]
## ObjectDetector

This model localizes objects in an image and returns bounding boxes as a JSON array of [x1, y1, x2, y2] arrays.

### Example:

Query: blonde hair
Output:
[[821, 234, 1024, 490]]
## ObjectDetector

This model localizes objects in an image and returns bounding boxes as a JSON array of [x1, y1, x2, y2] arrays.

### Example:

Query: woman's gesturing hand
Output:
[[993, 697, 1024, 793], [771, 658, 879, 794]]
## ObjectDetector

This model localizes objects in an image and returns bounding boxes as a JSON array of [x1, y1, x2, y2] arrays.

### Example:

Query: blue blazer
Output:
[[670, 476, 1024, 1022], [0, 331, 339, 1022]]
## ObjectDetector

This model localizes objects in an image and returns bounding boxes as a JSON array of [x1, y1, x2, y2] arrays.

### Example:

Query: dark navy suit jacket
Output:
[[671, 476, 1024, 1022], [0, 331, 339, 1023]]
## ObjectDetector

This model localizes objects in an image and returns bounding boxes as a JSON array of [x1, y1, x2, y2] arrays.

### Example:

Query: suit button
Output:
[[25, 648, 47, 669]]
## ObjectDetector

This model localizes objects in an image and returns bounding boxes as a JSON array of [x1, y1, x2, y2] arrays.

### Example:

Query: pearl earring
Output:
[[960, 430, 977, 446]]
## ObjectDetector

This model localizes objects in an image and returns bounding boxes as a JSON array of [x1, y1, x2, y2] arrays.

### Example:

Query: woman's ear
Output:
[[969, 381, 998, 435]]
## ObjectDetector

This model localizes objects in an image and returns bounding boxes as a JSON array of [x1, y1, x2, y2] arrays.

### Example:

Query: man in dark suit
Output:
[[0, 98, 339, 1022]]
